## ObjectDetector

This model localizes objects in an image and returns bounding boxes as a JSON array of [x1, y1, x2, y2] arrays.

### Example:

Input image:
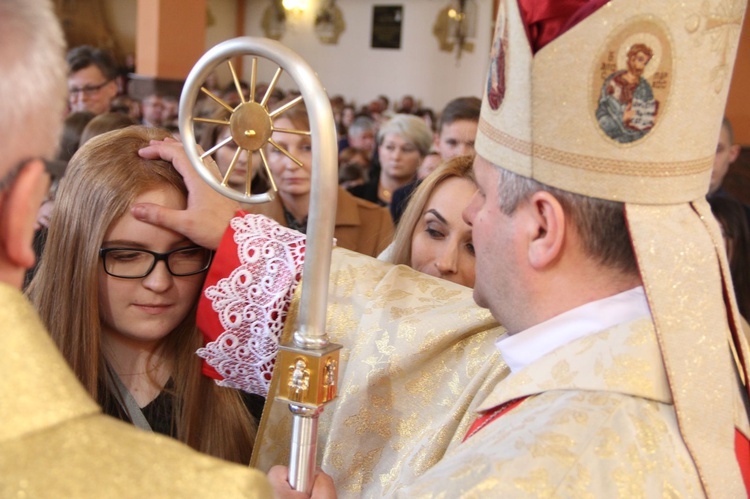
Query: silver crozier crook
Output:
[[178, 37, 340, 493]]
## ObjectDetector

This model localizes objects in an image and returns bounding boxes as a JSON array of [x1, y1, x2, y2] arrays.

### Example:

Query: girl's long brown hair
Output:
[[28, 125, 255, 464]]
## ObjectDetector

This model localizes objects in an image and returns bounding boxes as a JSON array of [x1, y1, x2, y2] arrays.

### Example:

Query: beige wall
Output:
[[103, 0, 748, 133], [103, 0, 239, 64], [103, 0, 137, 58], [240, 0, 493, 113], [102, 0, 491, 112]]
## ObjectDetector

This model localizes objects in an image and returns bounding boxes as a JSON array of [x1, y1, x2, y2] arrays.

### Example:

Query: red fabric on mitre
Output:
[[518, 0, 610, 54]]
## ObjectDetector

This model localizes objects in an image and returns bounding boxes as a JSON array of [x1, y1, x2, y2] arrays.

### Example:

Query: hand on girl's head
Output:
[[134, 139, 240, 250]]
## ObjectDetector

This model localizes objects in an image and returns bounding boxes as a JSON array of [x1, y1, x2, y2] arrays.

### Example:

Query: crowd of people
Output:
[[4, 0, 750, 496]]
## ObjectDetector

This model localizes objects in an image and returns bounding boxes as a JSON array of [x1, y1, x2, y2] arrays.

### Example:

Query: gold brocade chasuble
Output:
[[400, 317, 745, 497], [253, 249, 750, 497], [0, 283, 272, 498], [252, 248, 509, 495]]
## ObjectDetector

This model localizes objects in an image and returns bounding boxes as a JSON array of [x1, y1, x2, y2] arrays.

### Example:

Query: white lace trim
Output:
[[197, 214, 305, 396]]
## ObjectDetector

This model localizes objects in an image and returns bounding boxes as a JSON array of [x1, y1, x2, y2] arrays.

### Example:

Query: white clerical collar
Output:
[[496, 286, 651, 373]]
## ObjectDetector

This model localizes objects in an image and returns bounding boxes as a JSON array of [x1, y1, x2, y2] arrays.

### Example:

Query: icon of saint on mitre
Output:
[[593, 23, 671, 144]]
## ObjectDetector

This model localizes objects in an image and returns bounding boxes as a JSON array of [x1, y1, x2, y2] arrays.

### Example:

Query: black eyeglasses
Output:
[[69, 79, 112, 98], [99, 246, 213, 279]]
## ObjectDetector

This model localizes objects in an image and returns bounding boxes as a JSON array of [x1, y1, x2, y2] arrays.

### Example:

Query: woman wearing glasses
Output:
[[27, 126, 257, 464]]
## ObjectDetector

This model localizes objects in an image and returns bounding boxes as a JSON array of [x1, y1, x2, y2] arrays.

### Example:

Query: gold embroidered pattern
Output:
[[253, 250, 506, 496], [685, 0, 745, 93], [479, 117, 712, 177]]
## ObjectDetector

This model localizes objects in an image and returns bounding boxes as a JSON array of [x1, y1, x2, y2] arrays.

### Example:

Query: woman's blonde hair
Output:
[[377, 114, 434, 157], [389, 155, 475, 266], [28, 125, 255, 464]]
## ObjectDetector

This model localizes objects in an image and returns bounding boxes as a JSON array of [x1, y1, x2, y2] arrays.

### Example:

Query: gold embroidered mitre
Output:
[[476, 0, 746, 204], [476, 1, 749, 497]]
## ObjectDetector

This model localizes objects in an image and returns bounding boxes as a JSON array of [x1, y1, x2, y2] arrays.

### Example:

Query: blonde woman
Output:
[[28, 126, 258, 464], [386, 155, 477, 287], [349, 113, 433, 207]]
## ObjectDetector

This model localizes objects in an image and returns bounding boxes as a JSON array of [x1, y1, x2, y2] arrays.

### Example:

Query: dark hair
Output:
[[497, 167, 638, 277], [66, 45, 118, 80], [415, 108, 437, 132], [339, 163, 368, 185], [80, 113, 137, 146], [437, 97, 481, 132], [338, 147, 370, 184], [57, 111, 95, 162], [709, 196, 750, 320]]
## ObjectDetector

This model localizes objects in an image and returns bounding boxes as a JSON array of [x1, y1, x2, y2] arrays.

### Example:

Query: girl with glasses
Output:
[[27, 126, 258, 464]]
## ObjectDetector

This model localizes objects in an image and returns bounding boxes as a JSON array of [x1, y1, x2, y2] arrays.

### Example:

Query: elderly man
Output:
[[0, 1, 274, 496], [343, 115, 377, 160], [133, 0, 750, 497]]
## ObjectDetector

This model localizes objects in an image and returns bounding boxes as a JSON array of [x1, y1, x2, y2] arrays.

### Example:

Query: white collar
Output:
[[496, 286, 651, 373]]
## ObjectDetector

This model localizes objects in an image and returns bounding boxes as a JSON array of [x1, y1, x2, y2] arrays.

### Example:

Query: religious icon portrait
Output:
[[592, 18, 672, 144]]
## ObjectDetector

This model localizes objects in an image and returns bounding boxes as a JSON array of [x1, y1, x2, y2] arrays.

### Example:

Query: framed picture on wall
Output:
[[371, 5, 403, 49]]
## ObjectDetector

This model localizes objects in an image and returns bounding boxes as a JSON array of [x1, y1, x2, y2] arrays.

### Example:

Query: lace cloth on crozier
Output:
[[197, 214, 305, 396]]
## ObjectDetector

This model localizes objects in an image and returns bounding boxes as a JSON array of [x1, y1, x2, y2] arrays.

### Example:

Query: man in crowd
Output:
[[709, 117, 750, 226], [432, 96, 480, 161], [140, 93, 165, 128], [342, 115, 377, 160], [0, 1, 277, 496], [67, 45, 119, 115]]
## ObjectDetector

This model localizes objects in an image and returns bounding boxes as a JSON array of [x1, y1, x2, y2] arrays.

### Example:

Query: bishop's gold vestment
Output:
[[0, 283, 272, 498], [397, 317, 736, 497], [253, 248, 509, 495], [253, 249, 748, 497]]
